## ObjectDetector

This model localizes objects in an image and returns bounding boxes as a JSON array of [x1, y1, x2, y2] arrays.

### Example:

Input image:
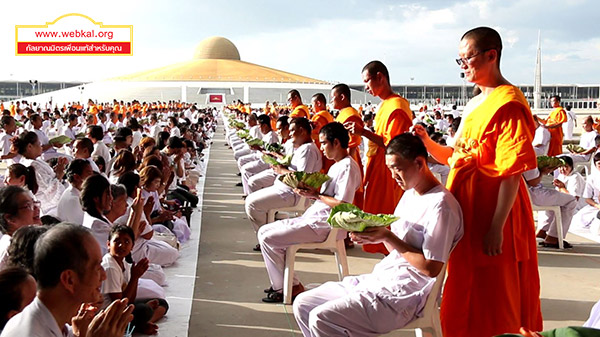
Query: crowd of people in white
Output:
[[0, 99, 216, 336]]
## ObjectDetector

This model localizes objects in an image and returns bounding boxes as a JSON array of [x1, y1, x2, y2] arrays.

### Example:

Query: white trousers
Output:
[[241, 160, 270, 195], [573, 205, 600, 230], [530, 187, 577, 238], [140, 263, 167, 286], [132, 238, 180, 267], [237, 152, 261, 170], [293, 281, 419, 337], [234, 147, 252, 161], [248, 170, 277, 194], [245, 187, 298, 232], [258, 219, 330, 291]]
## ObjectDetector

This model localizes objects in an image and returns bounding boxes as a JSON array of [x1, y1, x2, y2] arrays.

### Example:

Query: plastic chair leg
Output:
[[556, 209, 564, 249], [283, 248, 298, 305]]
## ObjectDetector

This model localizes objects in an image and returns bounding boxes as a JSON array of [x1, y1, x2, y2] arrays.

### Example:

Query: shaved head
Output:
[[461, 26, 503, 65], [362, 60, 390, 84], [332, 84, 351, 101], [311, 93, 327, 105]]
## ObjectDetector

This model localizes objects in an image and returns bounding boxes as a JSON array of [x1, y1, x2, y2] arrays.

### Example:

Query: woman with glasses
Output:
[[12, 131, 66, 216], [0, 186, 42, 270]]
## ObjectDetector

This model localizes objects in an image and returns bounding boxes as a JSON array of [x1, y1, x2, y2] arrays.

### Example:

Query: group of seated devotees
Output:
[[225, 102, 464, 335], [0, 99, 216, 335]]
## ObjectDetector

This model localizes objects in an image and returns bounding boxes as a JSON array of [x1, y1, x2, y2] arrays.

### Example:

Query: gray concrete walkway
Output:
[[188, 122, 600, 336]]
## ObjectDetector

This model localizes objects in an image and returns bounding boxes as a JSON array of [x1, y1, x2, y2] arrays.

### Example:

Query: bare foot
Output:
[[139, 322, 159, 335]]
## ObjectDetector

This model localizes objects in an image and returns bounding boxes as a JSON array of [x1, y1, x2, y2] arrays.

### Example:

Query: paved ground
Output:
[[187, 121, 600, 337]]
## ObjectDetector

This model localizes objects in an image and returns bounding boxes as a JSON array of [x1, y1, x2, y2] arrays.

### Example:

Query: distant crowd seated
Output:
[[0, 99, 216, 335]]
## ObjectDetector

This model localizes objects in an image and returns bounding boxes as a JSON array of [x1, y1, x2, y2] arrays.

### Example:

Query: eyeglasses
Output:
[[455, 49, 495, 66], [19, 200, 41, 211]]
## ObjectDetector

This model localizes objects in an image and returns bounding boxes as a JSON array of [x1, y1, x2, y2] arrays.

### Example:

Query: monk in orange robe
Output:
[[310, 93, 335, 173], [331, 83, 364, 209], [287, 90, 310, 118], [415, 27, 542, 337], [540, 95, 567, 156], [346, 61, 411, 254]]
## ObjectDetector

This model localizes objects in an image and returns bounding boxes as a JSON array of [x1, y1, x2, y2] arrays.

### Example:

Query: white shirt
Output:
[[557, 171, 586, 209], [273, 142, 323, 193], [343, 185, 463, 316], [580, 130, 598, 150], [261, 130, 279, 145], [170, 126, 181, 138], [0, 234, 10, 270], [82, 212, 112, 255], [248, 125, 262, 140], [532, 126, 551, 156], [100, 253, 130, 309], [149, 124, 161, 140], [1, 297, 74, 337], [0, 132, 13, 157], [91, 141, 111, 173], [583, 174, 600, 203], [57, 185, 84, 225], [20, 158, 66, 216], [132, 130, 142, 149], [61, 126, 76, 140], [302, 156, 362, 225]]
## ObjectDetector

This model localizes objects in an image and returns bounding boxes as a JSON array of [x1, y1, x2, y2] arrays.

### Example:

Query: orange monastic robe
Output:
[[362, 94, 411, 254], [440, 85, 543, 337], [311, 110, 335, 173], [544, 106, 567, 156], [289, 105, 310, 119], [335, 106, 364, 208]]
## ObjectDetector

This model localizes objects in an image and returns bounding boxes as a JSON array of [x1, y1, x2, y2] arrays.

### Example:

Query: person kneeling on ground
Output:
[[259, 122, 361, 303], [293, 133, 464, 336]]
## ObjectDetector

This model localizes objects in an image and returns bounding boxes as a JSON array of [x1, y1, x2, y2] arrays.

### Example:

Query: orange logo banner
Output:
[[15, 13, 133, 56]]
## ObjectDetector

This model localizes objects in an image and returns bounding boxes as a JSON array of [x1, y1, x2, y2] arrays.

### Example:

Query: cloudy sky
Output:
[[1, 0, 599, 85]]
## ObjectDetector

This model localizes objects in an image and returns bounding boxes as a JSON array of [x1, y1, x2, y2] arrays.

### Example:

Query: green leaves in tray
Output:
[[537, 156, 566, 170], [262, 153, 293, 166], [264, 143, 284, 154], [327, 203, 400, 232], [246, 138, 264, 147], [278, 171, 331, 189], [49, 135, 73, 145]]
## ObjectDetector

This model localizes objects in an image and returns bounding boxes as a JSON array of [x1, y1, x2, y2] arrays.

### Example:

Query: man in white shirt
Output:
[[245, 118, 322, 249], [524, 166, 576, 249], [237, 114, 280, 170], [1, 224, 133, 337], [259, 122, 362, 303], [74, 138, 101, 173], [569, 116, 597, 162], [532, 115, 551, 156], [293, 133, 464, 335], [168, 116, 181, 138], [0, 116, 19, 163], [563, 105, 577, 141], [148, 113, 161, 140], [88, 125, 111, 174], [61, 114, 78, 142], [57, 159, 93, 224]]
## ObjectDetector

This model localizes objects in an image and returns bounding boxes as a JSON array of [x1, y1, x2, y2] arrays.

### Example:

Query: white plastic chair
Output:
[[528, 189, 564, 250], [394, 265, 446, 337], [282, 227, 349, 305], [266, 196, 310, 223]]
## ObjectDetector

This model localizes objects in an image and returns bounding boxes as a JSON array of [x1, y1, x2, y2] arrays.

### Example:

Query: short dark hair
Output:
[[0, 115, 14, 128], [461, 26, 503, 65], [109, 224, 135, 245], [311, 93, 327, 105], [257, 114, 271, 126], [167, 136, 184, 149], [34, 223, 92, 288], [550, 95, 561, 103], [76, 138, 94, 155], [0, 267, 32, 329], [290, 117, 312, 134], [66, 159, 91, 183], [332, 84, 351, 101], [117, 172, 140, 198], [319, 122, 349, 149], [362, 61, 390, 84], [88, 125, 103, 141], [276, 116, 289, 128], [385, 133, 428, 160], [288, 89, 301, 100], [80, 174, 110, 221], [559, 155, 574, 169]]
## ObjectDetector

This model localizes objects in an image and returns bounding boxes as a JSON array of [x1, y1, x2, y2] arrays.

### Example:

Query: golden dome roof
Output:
[[193, 36, 240, 60]]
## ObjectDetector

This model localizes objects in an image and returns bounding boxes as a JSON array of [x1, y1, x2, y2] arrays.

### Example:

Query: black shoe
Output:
[[264, 286, 275, 293], [253, 244, 261, 251], [237, 172, 241, 176], [262, 291, 283, 303], [235, 182, 243, 187]]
